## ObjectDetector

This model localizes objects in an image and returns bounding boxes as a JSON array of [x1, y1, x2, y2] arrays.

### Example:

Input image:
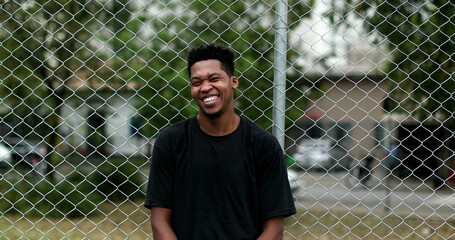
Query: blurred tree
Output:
[[328, 0, 454, 182], [328, 0, 454, 123], [0, 0, 132, 177], [133, 0, 315, 139], [0, 0, 318, 162]]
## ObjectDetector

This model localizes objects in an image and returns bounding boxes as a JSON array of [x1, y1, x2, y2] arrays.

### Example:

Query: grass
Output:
[[1, 156, 454, 239], [0, 201, 151, 240], [1, 203, 453, 239], [285, 207, 455, 240]]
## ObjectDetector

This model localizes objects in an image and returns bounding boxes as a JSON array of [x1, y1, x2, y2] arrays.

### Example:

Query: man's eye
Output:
[[210, 77, 220, 81], [191, 81, 201, 86]]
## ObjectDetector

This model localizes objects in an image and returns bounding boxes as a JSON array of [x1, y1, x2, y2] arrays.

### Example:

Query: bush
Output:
[[0, 159, 145, 218], [50, 171, 104, 218], [0, 180, 21, 214], [0, 171, 104, 218], [88, 161, 146, 202]]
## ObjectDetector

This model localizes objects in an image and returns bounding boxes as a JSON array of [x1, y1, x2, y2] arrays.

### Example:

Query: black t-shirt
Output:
[[144, 117, 296, 240]]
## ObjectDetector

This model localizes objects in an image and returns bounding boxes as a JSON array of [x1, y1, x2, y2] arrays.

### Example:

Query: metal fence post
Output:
[[273, 0, 288, 149]]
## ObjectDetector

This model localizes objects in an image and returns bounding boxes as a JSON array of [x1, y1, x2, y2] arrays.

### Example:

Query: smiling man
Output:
[[144, 43, 296, 240]]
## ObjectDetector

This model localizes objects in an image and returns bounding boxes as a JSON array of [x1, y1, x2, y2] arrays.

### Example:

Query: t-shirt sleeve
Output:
[[257, 134, 296, 220], [144, 132, 175, 209]]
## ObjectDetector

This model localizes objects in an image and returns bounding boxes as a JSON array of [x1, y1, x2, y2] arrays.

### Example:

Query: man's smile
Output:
[[202, 95, 219, 103]]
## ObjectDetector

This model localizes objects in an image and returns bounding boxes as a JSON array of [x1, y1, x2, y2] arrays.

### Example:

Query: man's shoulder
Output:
[[240, 117, 277, 143], [240, 117, 283, 162], [241, 117, 272, 134], [158, 117, 195, 139]]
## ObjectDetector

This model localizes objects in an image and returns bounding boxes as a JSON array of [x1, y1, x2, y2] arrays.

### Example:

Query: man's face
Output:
[[190, 59, 238, 118]]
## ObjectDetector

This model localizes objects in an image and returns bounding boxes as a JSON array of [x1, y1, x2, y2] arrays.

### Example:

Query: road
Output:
[[292, 171, 455, 220]]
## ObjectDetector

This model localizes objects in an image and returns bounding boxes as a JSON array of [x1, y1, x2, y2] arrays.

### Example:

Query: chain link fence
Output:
[[0, 0, 454, 239]]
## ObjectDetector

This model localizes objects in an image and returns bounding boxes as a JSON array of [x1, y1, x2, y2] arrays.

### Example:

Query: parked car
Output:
[[292, 138, 352, 171], [287, 168, 300, 192], [2, 137, 48, 173], [0, 142, 13, 172]]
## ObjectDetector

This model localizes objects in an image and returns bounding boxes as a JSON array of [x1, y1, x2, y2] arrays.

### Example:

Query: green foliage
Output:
[[0, 0, 114, 174], [329, 0, 455, 122], [0, 180, 20, 213], [0, 172, 103, 218], [0, 160, 144, 218], [87, 161, 146, 202], [132, 0, 315, 135], [1, 0, 318, 146]]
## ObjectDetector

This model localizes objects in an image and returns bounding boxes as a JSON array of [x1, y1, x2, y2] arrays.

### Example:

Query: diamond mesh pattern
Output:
[[0, 0, 453, 239]]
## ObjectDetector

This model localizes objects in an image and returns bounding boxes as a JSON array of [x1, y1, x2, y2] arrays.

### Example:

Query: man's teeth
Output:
[[203, 96, 218, 102]]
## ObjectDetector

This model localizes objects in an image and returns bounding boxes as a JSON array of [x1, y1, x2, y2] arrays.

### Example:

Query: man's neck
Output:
[[197, 113, 240, 137]]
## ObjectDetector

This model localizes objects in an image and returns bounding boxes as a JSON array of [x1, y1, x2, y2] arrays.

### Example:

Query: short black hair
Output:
[[187, 43, 235, 77]]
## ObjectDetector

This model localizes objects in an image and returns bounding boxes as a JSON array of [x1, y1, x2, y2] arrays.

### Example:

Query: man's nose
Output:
[[200, 81, 213, 92]]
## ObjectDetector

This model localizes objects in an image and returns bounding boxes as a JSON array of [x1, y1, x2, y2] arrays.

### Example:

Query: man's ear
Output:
[[231, 76, 239, 89]]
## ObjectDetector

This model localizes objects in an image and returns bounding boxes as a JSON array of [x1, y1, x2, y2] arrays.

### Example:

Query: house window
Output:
[[130, 115, 144, 138]]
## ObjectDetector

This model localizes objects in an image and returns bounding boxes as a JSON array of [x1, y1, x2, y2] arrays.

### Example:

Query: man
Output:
[[144, 43, 296, 240]]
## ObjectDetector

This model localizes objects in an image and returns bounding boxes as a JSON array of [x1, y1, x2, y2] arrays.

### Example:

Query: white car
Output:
[[287, 168, 300, 192], [2, 138, 48, 175], [293, 138, 351, 171], [0, 142, 12, 171]]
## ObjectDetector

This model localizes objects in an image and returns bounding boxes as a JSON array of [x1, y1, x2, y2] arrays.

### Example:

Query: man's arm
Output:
[[257, 216, 284, 240], [150, 207, 178, 240]]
